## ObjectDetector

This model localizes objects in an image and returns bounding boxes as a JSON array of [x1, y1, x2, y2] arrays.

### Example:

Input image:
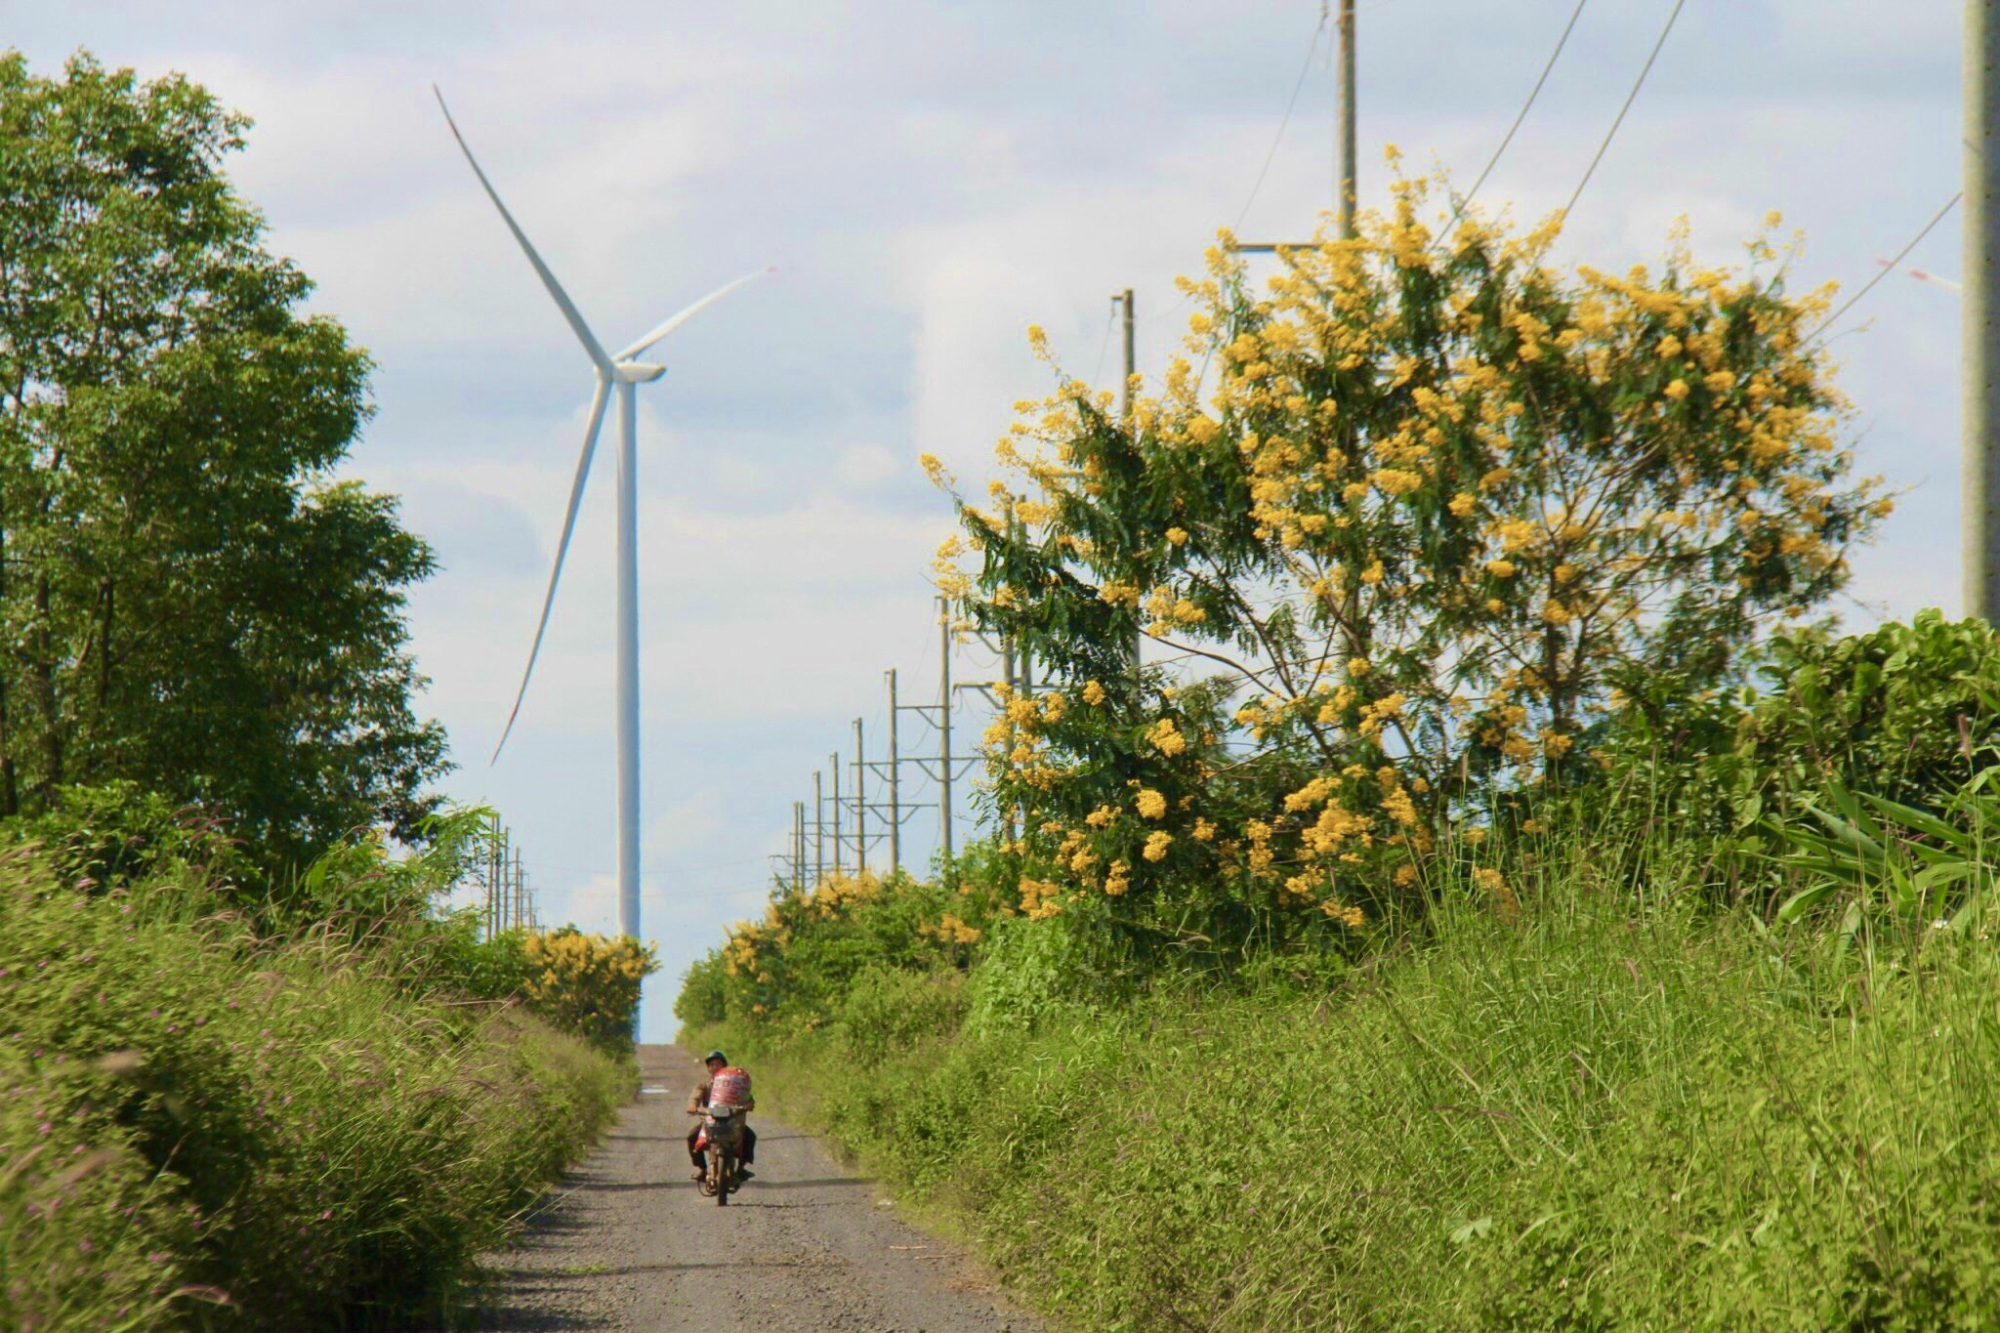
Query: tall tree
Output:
[[0, 50, 448, 866], [936, 179, 1887, 944]]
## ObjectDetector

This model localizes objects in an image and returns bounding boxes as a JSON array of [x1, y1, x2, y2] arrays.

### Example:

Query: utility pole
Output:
[[1968, 0, 2000, 620], [886, 669, 901, 875], [813, 770, 824, 885], [1337, 0, 1357, 240], [497, 823, 512, 931], [793, 800, 806, 890], [1114, 289, 1144, 675], [494, 815, 506, 935], [830, 751, 844, 876], [1235, 2, 1359, 252], [853, 717, 868, 873], [1119, 287, 1136, 417], [937, 596, 954, 875]]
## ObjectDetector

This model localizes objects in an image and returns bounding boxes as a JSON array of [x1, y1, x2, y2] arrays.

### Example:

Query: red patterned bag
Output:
[[709, 1068, 751, 1108]]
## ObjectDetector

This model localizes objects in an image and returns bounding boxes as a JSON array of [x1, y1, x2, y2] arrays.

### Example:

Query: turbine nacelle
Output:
[[613, 361, 667, 383]]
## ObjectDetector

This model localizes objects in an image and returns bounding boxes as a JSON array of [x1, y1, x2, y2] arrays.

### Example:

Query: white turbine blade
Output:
[[434, 85, 616, 374], [1876, 258, 1963, 294], [615, 267, 777, 362], [492, 377, 612, 764]]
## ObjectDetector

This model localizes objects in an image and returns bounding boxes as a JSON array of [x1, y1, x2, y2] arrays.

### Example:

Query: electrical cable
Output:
[[1149, 5, 1334, 330], [1091, 302, 1119, 385], [1810, 192, 1963, 342], [1234, 6, 1332, 236], [1561, 0, 1685, 221], [1435, 0, 1589, 251]]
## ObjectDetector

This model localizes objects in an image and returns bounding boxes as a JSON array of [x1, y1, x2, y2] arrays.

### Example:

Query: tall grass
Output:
[[695, 837, 2000, 1331], [0, 849, 629, 1332]]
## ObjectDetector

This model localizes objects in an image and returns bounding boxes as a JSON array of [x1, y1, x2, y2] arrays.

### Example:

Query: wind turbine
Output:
[[435, 86, 771, 947]]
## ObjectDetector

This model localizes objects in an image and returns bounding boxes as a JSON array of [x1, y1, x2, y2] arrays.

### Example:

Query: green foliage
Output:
[[835, 965, 968, 1068], [1770, 770, 2000, 937], [962, 913, 1106, 1036], [1585, 612, 2000, 904], [675, 868, 1009, 1034], [692, 849, 2000, 1332], [0, 845, 627, 1333], [1736, 609, 2000, 806], [0, 1045, 199, 1330], [515, 927, 660, 1055], [0, 51, 447, 872], [0, 780, 254, 892]]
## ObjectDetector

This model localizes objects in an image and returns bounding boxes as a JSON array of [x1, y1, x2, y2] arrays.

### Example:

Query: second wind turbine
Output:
[[437, 87, 772, 945]]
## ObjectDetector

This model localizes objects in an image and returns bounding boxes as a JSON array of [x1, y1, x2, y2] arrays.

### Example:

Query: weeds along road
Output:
[[481, 1045, 1045, 1333]]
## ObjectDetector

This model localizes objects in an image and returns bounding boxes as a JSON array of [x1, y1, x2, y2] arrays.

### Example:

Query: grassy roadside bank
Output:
[[690, 878, 2000, 1331], [1, 849, 631, 1333]]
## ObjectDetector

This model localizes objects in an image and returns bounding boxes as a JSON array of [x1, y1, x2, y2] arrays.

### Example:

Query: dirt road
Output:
[[480, 1044, 1046, 1333]]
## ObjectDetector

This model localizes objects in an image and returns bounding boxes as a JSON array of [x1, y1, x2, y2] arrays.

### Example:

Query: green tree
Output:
[[933, 176, 1885, 942], [0, 50, 448, 867]]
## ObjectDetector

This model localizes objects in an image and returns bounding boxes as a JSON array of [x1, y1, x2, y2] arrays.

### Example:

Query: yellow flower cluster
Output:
[[919, 913, 983, 946], [521, 928, 658, 1048]]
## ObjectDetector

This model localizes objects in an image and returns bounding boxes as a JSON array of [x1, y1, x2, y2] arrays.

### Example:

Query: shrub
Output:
[[0, 847, 627, 1332], [0, 1046, 201, 1331], [677, 869, 1007, 1033], [0, 781, 254, 896], [1583, 611, 2000, 903], [1733, 609, 2000, 807], [930, 189, 1883, 956], [518, 927, 659, 1053], [836, 965, 967, 1068], [692, 863, 2000, 1332]]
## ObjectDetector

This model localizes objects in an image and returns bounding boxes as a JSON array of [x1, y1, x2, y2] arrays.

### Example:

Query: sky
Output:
[[3, 0, 1966, 1039]]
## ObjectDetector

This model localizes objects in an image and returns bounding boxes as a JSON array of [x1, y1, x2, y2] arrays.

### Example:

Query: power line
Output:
[[1090, 302, 1119, 384], [1810, 192, 1964, 342], [1150, 7, 1334, 331], [1234, 7, 1332, 235], [1561, 0, 1686, 221], [1436, 0, 1589, 250]]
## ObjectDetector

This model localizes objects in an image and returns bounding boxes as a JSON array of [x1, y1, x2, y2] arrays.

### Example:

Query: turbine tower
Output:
[[436, 87, 770, 945]]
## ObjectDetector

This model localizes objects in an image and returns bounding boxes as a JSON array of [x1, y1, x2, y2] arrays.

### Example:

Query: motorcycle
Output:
[[694, 1103, 745, 1205]]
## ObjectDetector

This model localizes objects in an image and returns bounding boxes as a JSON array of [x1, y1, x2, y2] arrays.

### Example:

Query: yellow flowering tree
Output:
[[940, 175, 1884, 946], [519, 927, 659, 1052]]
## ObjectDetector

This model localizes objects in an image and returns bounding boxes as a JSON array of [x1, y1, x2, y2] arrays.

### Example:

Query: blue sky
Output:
[[4, 1, 1966, 1037]]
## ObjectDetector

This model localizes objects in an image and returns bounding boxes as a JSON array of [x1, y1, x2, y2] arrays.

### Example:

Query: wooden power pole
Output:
[[1969, 0, 2000, 619], [1337, 0, 1357, 240]]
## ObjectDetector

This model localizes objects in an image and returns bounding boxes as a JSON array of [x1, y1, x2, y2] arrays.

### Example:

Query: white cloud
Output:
[[836, 443, 897, 487]]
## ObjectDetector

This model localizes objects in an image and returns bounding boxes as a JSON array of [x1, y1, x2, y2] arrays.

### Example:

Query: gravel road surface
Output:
[[480, 1044, 1046, 1333]]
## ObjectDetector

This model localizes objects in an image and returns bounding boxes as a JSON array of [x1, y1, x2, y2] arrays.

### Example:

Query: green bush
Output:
[[1623, 611, 2000, 825], [1579, 611, 2000, 900], [0, 849, 627, 1332], [0, 1045, 199, 1331], [963, 913, 1108, 1037], [1738, 610, 2000, 804], [0, 781, 255, 896], [688, 841, 2000, 1331], [836, 965, 967, 1068]]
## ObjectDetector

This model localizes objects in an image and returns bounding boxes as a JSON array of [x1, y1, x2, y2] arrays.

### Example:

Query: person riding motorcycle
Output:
[[686, 1049, 756, 1182]]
